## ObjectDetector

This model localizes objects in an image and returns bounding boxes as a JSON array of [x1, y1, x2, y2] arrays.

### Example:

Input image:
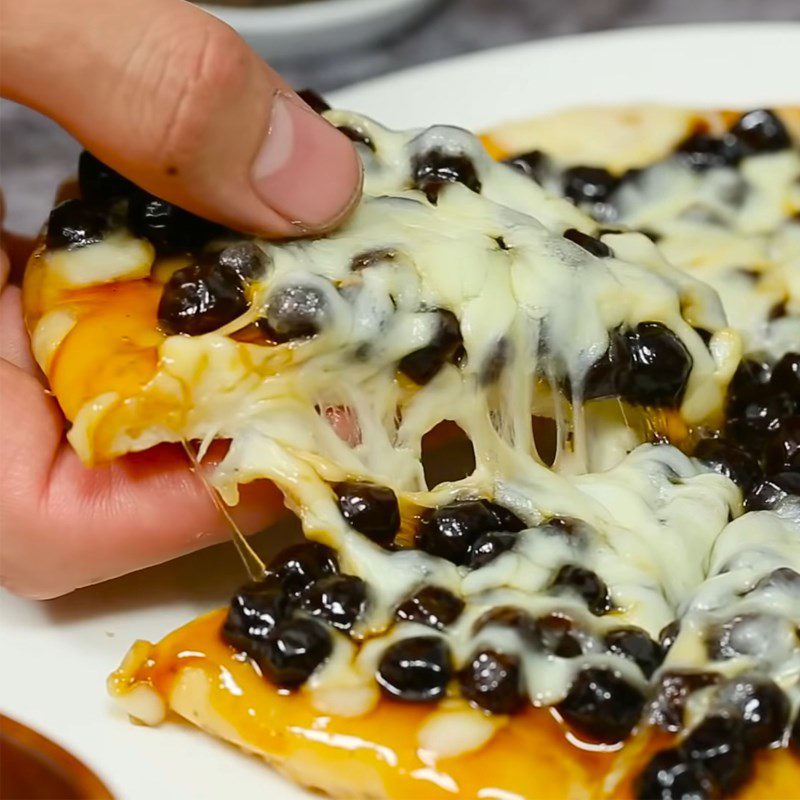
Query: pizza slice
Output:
[[24, 96, 800, 799]]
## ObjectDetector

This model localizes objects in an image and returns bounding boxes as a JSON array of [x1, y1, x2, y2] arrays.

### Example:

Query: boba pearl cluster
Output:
[[43, 95, 799, 798]]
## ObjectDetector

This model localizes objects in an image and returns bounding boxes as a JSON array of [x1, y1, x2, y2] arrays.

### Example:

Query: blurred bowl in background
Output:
[[197, 0, 442, 61]]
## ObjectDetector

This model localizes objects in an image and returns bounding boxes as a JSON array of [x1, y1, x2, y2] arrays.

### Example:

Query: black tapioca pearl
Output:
[[222, 576, 290, 650], [128, 192, 222, 253], [473, 606, 535, 636], [706, 613, 766, 660], [529, 613, 583, 657], [681, 716, 753, 796], [258, 284, 330, 343], [693, 327, 713, 348], [744, 471, 800, 512], [726, 393, 797, 447], [335, 481, 399, 548], [693, 437, 762, 493], [761, 416, 800, 473], [791, 714, 800, 752], [268, 542, 339, 598], [296, 88, 330, 114], [540, 516, 589, 544], [563, 228, 613, 258], [726, 358, 772, 415], [717, 676, 790, 749], [215, 241, 268, 284], [651, 672, 720, 732], [45, 199, 109, 250], [78, 150, 134, 207], [728, 109, 791, 157], [458, 649, 525, 714], [503, 149, 549, 183], [350, 248, 397, 271], [556, 667, 645, 743], [550, 564, 611, 616], [337, 125, 374, 150], [768, 299, 788, 321], [620, 322, 693, 407], [675, 132, 736, 170], [604, 627, 665, 679], [582, 329, 628, 400], [412, 150, 482, 204], [398, 309, 463, 385], [250, 616, 332, 688], [562, 166, 619, 206], [659, 620, 681, 653], [158, 263, 248, 336], [634, 748, 714, 800], [468, 530, 518, 569], [376, 636, 452, 702], [770, 351, 800, 396], [300, 574, 367, 632], [395, 585, 464, 630], [482, 500, 527, 532], [416, 499, 499, 565]]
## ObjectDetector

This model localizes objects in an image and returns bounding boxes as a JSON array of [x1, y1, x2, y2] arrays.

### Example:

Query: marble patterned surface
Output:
[[2, 0, 798, 234]]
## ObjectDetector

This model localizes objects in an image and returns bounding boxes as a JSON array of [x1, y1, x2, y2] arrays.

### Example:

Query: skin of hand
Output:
[[0, 0, 362, 598]]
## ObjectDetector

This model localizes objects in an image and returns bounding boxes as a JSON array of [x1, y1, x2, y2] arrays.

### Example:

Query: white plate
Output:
[[1, 22, 798, 800], [197, 0, 441, 61]]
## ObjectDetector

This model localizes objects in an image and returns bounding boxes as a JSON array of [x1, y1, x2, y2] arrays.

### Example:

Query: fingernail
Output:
[[251, 92, 362, 230]]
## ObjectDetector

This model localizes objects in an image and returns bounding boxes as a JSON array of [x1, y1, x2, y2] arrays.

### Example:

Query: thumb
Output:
[[0, 0, 361, 236]]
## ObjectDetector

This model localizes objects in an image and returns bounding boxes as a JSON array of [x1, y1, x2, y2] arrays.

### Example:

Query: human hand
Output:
[[0, 0, 362, 598]]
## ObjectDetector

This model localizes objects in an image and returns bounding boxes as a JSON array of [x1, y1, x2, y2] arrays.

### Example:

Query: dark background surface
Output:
[[2, 0, 799, 234]]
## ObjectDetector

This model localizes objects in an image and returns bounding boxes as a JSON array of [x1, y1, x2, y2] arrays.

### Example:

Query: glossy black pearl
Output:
[[744, 472, 800, 512], [634, 748, 713, 800], [675, 132, 734, 170], [717, 676, 790, 749], [335, 481, 400, 547], [529, 613, 583, 657], [681, 716, 752, 795], [562, 166, 618, 205], [78, 150, 134, 207], [728, 109, 791, 157], [45, 199, 108, 250], [482, 501, 527, 532], [582, 330, 627, 400], [604, 627, 665, 679], [556, 667, 645, 743], [650, 671, 720, 732], [300, 574, 367, 632], [726, 394, 797, 446], [458, 649, 524, 714], [563, 228, 613, 258], [621, 322, 693, 407], [693, 437, 762, 493], [416, 499, 499, 565], [128, 191, 222, 253], [398, 309, 463, 385], [705, 613, 770, 660], [350, 248, 397, 271], [395, 585, 464, 630], [222, 576, 289, 650], [412, 150, 482, 203], [158, 263, 248, 336], [215, 241, 268, 283], [761, 416, 800, 473], [296, 88, 330, 114], [726, 358, 772, 414], [259, 284, 330, 342], [468, 530, 518, 569], [376, 636, 452, 702], [251, 617, 332, 688], [770, 352, 800, 396], [337, 125, 375, 150], [550, 564, 611, 616], [503, 149, 549, 183], [268, 542, 339, 598]]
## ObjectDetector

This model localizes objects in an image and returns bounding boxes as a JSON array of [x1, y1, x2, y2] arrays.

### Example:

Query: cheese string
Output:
[[181, 439, 266, 581]]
